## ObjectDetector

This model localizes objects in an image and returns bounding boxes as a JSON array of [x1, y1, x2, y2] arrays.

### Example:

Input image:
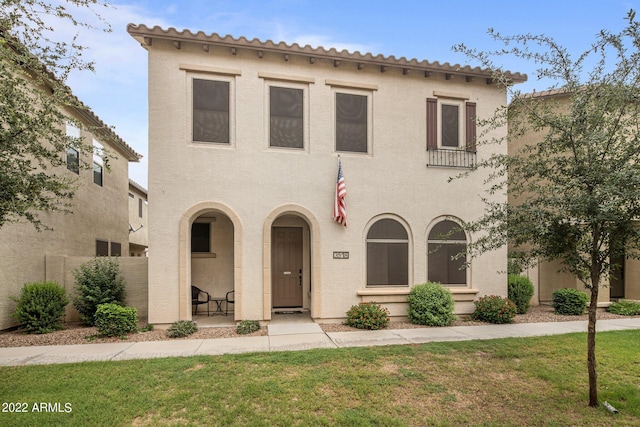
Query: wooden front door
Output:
[[272, 227, 303, 308]]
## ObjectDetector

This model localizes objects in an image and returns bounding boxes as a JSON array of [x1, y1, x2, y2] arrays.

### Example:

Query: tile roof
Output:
[[127, 24, 527, 84]]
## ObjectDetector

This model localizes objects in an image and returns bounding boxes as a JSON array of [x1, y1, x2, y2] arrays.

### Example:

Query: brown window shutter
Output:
[[466, 102, 477, 152], [426, 98, 437, 150]]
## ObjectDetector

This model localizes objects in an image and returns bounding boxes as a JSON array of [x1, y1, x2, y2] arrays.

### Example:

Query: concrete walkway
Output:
[[1, 317, 639, 366]]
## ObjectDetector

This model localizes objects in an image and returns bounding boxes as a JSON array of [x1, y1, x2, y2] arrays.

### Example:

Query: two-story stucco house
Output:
[[0, 101, 141, 330], [508, 90, 640, 306], [128, 24, 526, 325]]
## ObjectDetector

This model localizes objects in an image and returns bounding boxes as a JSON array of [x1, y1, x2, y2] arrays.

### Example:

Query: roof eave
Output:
[[127, 24, 528, 84]]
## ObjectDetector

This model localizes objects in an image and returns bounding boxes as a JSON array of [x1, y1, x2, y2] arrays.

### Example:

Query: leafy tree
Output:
[[454, 10, 640, 407], [0, 0, 111, 230]]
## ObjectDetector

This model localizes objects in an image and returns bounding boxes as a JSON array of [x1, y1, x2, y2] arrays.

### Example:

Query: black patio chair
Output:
[[225, 290, 234, 316], [191, 285, 210, 316]]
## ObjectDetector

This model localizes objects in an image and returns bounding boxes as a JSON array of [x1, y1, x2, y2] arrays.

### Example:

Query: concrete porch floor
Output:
[[193, 310, 314, 328]]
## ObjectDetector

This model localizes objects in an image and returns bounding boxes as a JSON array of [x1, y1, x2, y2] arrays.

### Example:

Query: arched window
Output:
[[366, 218, 409, 286], [428, 220, 467, 285]]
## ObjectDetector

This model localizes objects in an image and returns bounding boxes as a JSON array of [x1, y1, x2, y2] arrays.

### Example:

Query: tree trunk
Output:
[[587, 275, 599, 407]]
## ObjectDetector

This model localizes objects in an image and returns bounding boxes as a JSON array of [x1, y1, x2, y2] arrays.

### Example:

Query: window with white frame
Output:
[[426, 97, 476, 152], [366, 218, 409, 286], [65, 122, 81, 174], [92, 139, 103, 186], [427, 219, 467, 286]]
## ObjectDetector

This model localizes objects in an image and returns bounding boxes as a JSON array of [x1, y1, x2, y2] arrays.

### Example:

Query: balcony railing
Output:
[[426, 148, 477, 168]]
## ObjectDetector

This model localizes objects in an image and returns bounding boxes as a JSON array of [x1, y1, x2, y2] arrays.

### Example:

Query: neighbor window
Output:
[[66, 147, 79, 174], [138, 198, 143, 218], [191, 222, 211, 253], [366, 218, 409, 286], [96, 239, 109, 256], [110, 242, 121, 257], [336, 93, 368, 153], [270, 86, 303, 148], [65, 122, 81, 174], [428, 220, 467, 286], [193, 79, 230, 143], [92, 139, 103, 186]]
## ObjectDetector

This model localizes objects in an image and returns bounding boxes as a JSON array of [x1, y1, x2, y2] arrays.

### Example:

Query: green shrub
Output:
[[167, 320, 198, 338], [12, 281, 69, 334], [607, 299, 640, 316], [236, 320, 261, 335], [73, 258, 126, 325], [407, 282, 456, 326], [345, 302, 390, 330], [552, 288, 589, 315], [472, 295, 517, 324], [508, 274, 535, 314], [94, 303, 138, 337]]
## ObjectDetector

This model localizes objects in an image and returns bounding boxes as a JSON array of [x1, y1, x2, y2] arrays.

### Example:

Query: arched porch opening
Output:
[[178, 202, 242, 321], [263, 205, 321, 321]]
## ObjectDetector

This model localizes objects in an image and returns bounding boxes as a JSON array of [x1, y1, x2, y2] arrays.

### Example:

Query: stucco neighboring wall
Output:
[[0, 113, 137, 330], [44, 255, 148, 322], [141, 33, 512, 324]]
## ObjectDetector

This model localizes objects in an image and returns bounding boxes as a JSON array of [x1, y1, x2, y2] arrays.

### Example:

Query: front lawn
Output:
[[1, 330, 639, 426]]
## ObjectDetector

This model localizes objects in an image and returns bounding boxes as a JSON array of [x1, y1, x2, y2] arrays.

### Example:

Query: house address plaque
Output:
[[333, 251, 349, 259]]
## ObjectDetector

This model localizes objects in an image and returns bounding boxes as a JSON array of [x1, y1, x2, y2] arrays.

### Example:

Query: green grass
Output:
[[1, 330, 639, 426]]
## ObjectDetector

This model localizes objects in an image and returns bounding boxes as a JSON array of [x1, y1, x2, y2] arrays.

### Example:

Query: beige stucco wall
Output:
[[146, 39, 510, 325], [0, 118, 133, 330], [537, 259, 611, 305]]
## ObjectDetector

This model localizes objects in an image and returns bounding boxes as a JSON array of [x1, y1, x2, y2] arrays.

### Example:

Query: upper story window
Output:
[[193, 79, 230, 144], [366, 218, 409, 287], [427, 219, 467, 286], [336, 93, 368, 153], [65, 122, 81, 174], [426, 97, 476, 168], [270, 86, 304, 149], [92, 139, 103, 187]]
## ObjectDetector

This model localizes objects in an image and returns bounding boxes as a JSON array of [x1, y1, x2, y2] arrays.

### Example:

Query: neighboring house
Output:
[[128, 179, 149, 256], [128, 24, 526, 325], [507, 90, 640, 305], [0, 86, 141, 330]]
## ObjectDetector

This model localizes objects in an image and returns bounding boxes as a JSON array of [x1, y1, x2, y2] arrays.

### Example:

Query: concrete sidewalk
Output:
[[1, 317, 639, 367]]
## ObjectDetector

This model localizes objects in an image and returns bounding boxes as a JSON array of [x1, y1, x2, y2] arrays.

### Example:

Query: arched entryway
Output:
[[178, 202, 242, 320], [263, 205, 321, 321]]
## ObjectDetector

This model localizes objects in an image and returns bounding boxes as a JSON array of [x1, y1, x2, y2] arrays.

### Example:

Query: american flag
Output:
[[333, 158, 347, 226]]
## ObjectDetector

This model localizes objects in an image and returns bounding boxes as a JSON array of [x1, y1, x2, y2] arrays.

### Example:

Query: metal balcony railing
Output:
[[426, 148, 477, 168]]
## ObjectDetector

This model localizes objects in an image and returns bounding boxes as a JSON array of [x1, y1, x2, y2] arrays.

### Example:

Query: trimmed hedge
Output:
[[73, 258, 126, 325], [94, 303, 138, 337], [12, 281, 69, 334], [607, 299, 640, 316], [236, 320, 261, 335], [407, 282, 456, 326], [552, 288, 589, 315], [345, 302, 390, 330], [508, 274, 535, 314], [473, 295, 517, 324]]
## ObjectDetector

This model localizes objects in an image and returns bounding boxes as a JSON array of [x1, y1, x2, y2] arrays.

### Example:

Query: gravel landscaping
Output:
[[0, 305, 636, 348]]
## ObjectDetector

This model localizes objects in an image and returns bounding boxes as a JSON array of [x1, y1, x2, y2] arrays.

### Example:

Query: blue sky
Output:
[[62, 0, 639, 188]]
